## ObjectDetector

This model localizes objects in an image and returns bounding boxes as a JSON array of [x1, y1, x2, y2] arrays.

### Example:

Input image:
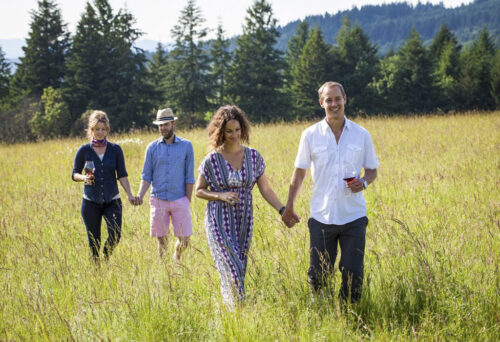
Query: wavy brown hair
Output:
[[207, 105, 251, 150]]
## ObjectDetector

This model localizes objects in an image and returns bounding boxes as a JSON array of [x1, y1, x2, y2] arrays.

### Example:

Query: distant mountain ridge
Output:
[[2, 0, 498, 61], [275, 0, 500, 54]]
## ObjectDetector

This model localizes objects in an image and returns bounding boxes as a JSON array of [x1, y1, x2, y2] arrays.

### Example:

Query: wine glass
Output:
[[84, 160, 95, 186], [227, 170, 242, 205], [342, 162, 357, 196]]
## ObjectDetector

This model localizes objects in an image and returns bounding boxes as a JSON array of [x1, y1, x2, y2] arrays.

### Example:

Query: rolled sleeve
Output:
[[115, 145, 128, 179], [141, 145, 153, 183], [294, 132, 311, 169], [72, 145, 85, 181], [363, 132, 379, 169], [185, 142, 195, 184]]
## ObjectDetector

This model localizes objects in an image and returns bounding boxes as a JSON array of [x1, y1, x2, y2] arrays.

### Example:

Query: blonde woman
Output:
[[72, 110, 137, 263]]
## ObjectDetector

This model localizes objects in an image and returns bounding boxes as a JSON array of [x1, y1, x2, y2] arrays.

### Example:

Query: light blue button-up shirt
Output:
[[141, 136, 195, 201]]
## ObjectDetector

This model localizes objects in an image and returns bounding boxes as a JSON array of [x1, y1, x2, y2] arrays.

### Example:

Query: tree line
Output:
[[276, 0, 500, 54], [0, 0, 499, 143]]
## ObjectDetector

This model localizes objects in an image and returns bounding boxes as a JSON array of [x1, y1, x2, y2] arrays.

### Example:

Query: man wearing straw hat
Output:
[[137, 108, 195, 260]]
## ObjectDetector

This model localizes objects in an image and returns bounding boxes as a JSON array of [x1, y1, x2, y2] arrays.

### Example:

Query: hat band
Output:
[[156, 116, 174, 122]]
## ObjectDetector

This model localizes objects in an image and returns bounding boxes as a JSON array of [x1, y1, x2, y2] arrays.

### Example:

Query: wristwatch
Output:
[[361, 178, 368, 189]]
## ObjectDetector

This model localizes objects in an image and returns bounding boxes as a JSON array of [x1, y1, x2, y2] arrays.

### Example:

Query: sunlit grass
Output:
[[0, 112, 499, 340]]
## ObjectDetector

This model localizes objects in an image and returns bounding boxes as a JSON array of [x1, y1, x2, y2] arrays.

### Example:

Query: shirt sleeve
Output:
[[294, 131, 311, 169], [185, 142, 195, 184], [197, 155, 209, 182], [72, 145, 85, 181], [115, 144, 128, 179], [254, 149, 266, 180], [363, 131, 379, 170], [141, 144, 153, 183]]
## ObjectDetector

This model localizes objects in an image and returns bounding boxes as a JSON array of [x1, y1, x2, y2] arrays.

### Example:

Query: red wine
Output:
[[84, 167, 94, 177], [343, 177, 355, 183]]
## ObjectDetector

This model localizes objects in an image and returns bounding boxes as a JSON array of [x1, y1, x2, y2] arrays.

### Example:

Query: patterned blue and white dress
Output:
[[198, 147, 265, 307]]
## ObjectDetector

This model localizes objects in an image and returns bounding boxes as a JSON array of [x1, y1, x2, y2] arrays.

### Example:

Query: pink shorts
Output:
[[150, 196, 193, 238]]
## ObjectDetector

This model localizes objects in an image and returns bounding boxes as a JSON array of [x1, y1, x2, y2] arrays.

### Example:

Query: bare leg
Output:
[[158, 236, 167, 258], [173, 236, 190, 261]]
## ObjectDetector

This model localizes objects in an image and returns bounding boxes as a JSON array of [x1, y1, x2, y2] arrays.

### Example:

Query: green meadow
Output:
[[0, 112, 498, 341]]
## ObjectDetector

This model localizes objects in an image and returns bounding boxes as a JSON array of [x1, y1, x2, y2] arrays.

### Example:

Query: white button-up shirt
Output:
[[294, 118, 379, 225]]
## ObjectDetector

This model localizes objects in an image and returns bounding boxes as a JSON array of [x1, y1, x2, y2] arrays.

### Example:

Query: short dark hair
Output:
[[207, 105, 251, 150]]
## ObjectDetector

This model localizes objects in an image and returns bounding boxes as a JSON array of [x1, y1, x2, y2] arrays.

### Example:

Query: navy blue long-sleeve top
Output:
[[72, 142, 128, 204]]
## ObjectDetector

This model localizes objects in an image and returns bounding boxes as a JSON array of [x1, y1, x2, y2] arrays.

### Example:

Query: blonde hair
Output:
[[318, 81, 346, 100], [86, 110, 110, 139]]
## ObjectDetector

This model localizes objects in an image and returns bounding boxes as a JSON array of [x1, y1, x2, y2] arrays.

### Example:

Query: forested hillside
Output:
[[276, 0, 500, 54], [0, 0, 499, 143]]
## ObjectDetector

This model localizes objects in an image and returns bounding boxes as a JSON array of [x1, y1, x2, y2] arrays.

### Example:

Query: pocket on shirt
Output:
[[311, 146, 329, 166]]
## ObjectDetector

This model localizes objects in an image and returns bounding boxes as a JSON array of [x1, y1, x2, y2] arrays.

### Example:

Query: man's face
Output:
[[319, 85, 346, 121], [158, 121, 175, 140]]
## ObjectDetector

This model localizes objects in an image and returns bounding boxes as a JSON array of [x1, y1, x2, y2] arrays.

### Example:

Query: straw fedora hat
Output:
[[153, 108, 178, 125]]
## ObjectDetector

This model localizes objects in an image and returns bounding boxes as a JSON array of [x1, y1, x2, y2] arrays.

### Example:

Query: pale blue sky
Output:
[[1, 0, 473, 41]]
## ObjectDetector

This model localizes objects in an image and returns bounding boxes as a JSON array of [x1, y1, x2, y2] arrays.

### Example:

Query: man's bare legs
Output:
[[173, 236, 190, 261], [157, 236, 167, 258]]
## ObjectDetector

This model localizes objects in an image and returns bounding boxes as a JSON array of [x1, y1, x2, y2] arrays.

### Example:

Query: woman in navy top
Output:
[[72, 110, 137, 263]]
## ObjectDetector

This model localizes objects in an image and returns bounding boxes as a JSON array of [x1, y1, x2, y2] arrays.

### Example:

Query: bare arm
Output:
[[137, 179, 151, 204], [185, 183, 194, 202], [195, 174, 238, 204], [256, 173, 284, 212], [282, 168, 306, 228], [118, 177, 136, 204]]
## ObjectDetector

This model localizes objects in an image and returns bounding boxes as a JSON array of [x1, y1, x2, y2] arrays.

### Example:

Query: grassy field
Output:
[[0, 112, 499, 341]]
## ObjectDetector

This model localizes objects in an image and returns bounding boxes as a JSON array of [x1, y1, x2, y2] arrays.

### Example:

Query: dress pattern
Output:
[[199, 147, 265, 307]]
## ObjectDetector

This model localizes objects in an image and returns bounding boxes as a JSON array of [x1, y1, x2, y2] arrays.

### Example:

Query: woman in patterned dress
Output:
[[195, 105, 285, 309]]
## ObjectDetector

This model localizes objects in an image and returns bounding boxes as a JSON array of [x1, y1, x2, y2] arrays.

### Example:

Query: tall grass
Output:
[[0, 112, 498, 340]]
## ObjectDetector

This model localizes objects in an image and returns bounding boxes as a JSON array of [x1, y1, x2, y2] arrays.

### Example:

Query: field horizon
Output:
[[0, 111, 499, 341]]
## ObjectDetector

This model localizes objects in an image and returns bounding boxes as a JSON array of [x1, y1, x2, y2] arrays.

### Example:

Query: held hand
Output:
[[134, 195, 143, 206], [84, 174, 95, 185], [127, 194, 138, 206], [282, 206, 300, 228], [347, 178, 364, 193], [221, 192, 239, 205]]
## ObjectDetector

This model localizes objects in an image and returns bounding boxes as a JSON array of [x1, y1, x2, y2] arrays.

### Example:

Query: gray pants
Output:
[[307, 216, 368, 302]]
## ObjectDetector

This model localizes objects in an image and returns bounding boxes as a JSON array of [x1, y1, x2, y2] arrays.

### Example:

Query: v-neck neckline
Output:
[[90, 143, 107, 159], [220, 146, 246, 172]]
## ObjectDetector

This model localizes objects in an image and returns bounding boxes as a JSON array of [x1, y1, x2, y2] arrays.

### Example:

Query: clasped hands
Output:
[[128, 195, 143, 206], [281, 206, 300, 228]]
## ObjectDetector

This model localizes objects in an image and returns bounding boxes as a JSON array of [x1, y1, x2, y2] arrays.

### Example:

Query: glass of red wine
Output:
[[342, 162, 357, 196], [84, 160, 95, 186]]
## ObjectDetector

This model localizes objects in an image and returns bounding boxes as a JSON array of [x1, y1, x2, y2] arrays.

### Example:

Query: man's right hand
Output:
[[282, 206, 300, 228]]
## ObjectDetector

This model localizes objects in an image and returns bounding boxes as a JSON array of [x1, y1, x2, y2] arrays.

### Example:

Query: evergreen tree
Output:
[[332, 18, 379, 114], [209, 24, 232, 108], [30, 86, 71, 138], [371, 28, 435, 114], [458, 29, 496, 110], [147, 42, 170, 109], [290, 28, 330, 119], [227, 0, 284, 122], [166, 0, 210, 124], [64, 0, 152, 131], [284, 21, 310, 90], [0, 46, 11, 101], [492, 49, 500, 108], [12, 0, 70, 97], [429, 24, 461, 111]]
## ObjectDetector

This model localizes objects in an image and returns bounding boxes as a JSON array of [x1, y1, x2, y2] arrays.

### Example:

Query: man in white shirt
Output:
[[282, 81, 379, 302]]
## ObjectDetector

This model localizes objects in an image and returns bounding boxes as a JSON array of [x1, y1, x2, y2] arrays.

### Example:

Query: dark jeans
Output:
[[81, 198, 122, 260], [308, 216, 368, 302]]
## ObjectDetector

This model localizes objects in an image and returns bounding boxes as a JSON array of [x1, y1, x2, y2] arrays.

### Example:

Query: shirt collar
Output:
[[320, 117, 351, 133], [157, 135, 180, 145]]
